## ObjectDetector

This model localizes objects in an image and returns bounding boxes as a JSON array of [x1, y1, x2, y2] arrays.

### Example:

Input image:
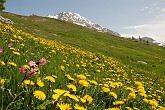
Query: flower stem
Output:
[[6, 90, 26, 110], [1, 87, 4, 110]]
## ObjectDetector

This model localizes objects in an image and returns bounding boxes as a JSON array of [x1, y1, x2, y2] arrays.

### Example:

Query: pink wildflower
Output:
[[40, 58, 47, 65], [8, 43, 13, 47], [30, 68, 37, 76], [19, 66, 25, 73], [29, 61, 38, 68], [0, 48, 3, 53], [25, 68, 37, 78]]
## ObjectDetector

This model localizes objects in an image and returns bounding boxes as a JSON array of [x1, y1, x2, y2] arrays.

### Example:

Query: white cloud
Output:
[[159, 8, 165, 13], [158, 8, 165, 17], [123, 17, 165, 43], [140, 7, 149, 11], [122, 4, 165, 43]]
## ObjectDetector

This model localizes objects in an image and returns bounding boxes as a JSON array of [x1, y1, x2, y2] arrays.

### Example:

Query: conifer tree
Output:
[[0, 0, 6, 11]]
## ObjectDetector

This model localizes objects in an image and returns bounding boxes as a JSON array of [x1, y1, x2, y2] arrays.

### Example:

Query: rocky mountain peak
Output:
[[47, 12, 120, 36]]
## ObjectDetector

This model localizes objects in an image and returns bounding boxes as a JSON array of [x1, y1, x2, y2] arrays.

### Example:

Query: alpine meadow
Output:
[[0, 10, 165, 110]]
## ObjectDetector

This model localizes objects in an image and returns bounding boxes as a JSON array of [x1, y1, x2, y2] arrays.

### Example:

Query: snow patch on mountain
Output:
[[47, 12, 120, 36]]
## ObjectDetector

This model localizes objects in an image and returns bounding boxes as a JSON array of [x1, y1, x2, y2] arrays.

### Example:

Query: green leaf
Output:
[[37, 100, 52, 110]]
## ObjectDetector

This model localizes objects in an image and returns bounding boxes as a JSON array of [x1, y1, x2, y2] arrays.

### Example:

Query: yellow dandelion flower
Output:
[[96, 69, 100, 73], [77, 74, 86, 80], [123, 99, 128, 102], [63, 60, 66, 62], [88, 80, 98, 85], [52, 94, 60, 100], [20, 44, 24, 47], [81, 63, 86, 67], [52, 75, 57, 78], [51, 50, 56, 53], [125, 87, 134, 92], [101, 87, 110, 93], [36, 78, 44, 87], [65, 74, 75, 81], [133, 107, 139, 110], [81, 95, 93, 104], [67, 84, 77, 92], [80, 98, 86, 103], [109, 84, 116, 88], [78, 80, 89, 87], [137, 88, 146, 93], [58, 103, 71, 110], [128, 92, 136, 99], [33, 90, 46, 100], [7, 62, 17, 67], [134, 81, 143, 86], [109, 92, 117, 99], [158, 106, 165, 110], [74, 104, 85, 110], [0, 79, 5, 86], [60, 66, 65, 71], [113, 101, 125, 105], [24, 80, 34, 85], [10, 39, 15, 42], [10, 47, 15, 51], [67, 94, 79, 102], [139, 93, 147, 97], [53, 89, 69, 96], [126, 107, 133, 110], [137, 86, 144, 90], [76, 64, 80, 68], [18, 36, 23, 40], [149, 99, 158, 107], [143, 98, 149, 103], [107, 107, 120, 110], [23, 65, 30, 70], [13, 51, 20, 55], [117, 82, 123, 87], [34, 68, 40, 74], [44, 76, 55, 82], [0, 60, 5, 66], [103, 84, 109, 87]]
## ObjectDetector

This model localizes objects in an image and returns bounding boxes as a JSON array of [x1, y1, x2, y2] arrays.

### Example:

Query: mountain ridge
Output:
[[47, 12, 121, 36]]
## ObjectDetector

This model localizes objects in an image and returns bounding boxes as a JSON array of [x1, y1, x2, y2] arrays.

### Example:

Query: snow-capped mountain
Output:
[[153, 41, 165, 47], [47, 12, 120, 36]]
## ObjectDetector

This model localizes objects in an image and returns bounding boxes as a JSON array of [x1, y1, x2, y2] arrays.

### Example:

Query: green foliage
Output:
[[0, 0, 6, 11]]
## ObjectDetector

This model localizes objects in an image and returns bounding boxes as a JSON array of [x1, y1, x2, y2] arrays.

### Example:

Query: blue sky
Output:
[[5, 0, 165, 43]]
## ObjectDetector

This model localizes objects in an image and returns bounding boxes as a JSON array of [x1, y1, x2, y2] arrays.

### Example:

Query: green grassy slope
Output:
[[1, 12, 165, 76], [0, 12, 165, 109]]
